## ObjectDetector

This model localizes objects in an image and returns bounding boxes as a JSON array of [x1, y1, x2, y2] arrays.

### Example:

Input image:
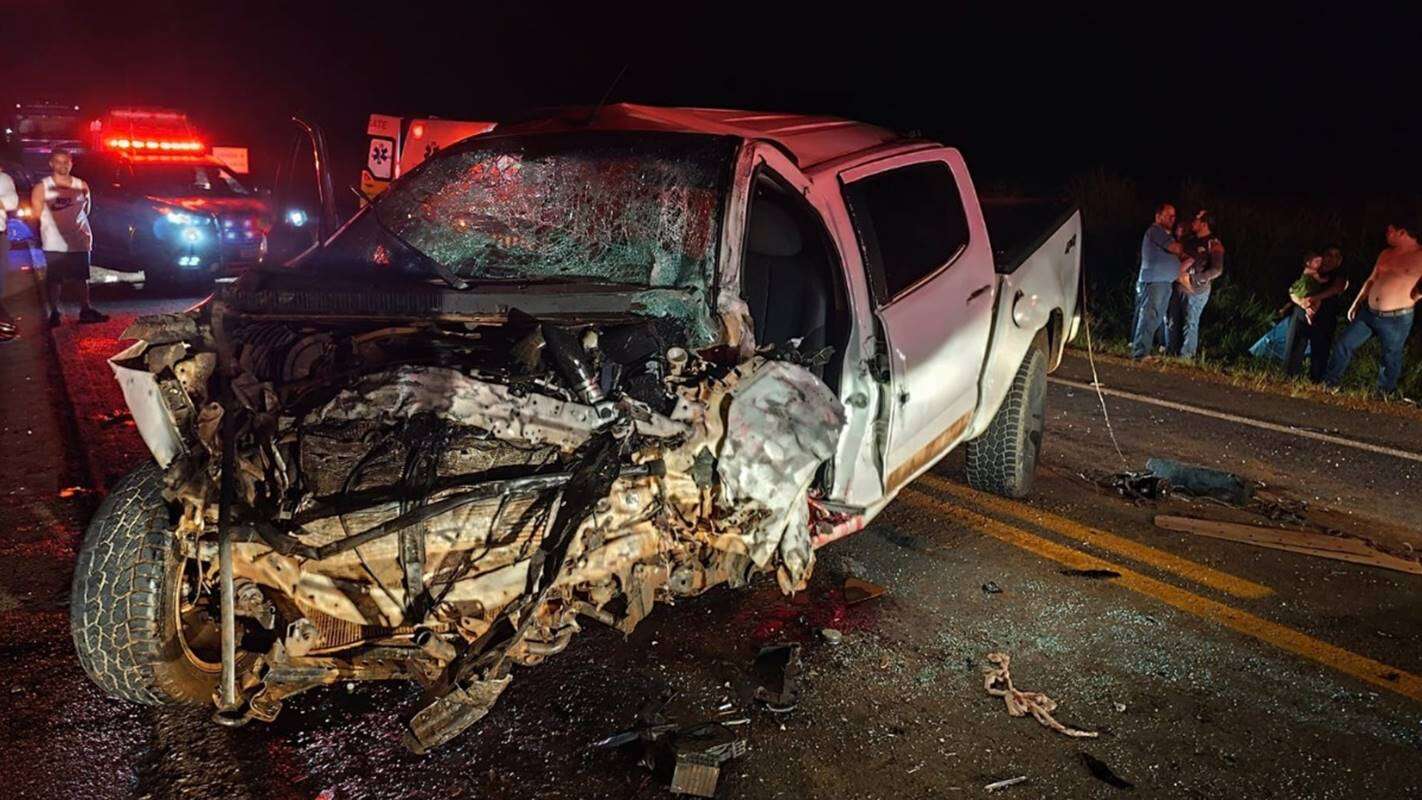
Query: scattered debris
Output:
[[1113, 702, 1127, 713], [981, 581, 1003, 594], [838, 556, 869, 579], [820, 628, 843, 645], [984, 776, 1029, 792], [753, 643, 803, 711], [669, 722, 748, 798], [1154, 515, 1422, 575], [57, 486, 93, 499], [1145, 458, 1252, 505], [842, 576, 886, 604], [1059, 569, 1121, 579], [1102, 470, 1167, 501], [94, 408, 134, 428], [594, 710, 746, 798], [983, 652, 1098, 738], [1081, 753, 1135, 790]]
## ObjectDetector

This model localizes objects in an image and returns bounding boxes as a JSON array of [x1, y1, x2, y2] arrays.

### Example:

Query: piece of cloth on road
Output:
[[983, 651, 1098, 738], [1323, 305, 1415, 393], [1131, 280, 1173, 358]]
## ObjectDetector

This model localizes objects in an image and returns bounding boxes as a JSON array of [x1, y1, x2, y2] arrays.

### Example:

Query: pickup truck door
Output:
[[838, 148, 995, 492]]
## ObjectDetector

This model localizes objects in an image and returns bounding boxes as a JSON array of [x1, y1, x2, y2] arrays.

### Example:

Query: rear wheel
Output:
[[70, 463, 225, 706], [964, 339, 1048, 498]]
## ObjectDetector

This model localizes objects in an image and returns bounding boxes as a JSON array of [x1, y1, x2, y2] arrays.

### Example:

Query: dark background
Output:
[[5, 2, 1421, 198]]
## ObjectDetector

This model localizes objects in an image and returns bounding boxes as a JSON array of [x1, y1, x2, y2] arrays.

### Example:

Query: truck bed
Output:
[[980, 197, 1080, 275]]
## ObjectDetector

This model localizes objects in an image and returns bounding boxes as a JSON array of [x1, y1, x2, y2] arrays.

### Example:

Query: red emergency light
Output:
[[105, 138, 205, 152], [93, 107, 206, 154]]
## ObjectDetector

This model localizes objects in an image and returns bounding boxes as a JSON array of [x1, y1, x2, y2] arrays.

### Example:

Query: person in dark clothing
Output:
[[0, 164, 17, 341], [1167, 209, 1225, 358], [1283, 247, 1349, 380]]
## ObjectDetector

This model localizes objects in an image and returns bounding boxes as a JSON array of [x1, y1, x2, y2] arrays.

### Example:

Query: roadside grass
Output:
[[1070, 169, 1422, 401]]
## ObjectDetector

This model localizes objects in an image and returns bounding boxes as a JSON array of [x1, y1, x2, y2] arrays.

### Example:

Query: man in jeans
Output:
[[1323, 221, 1422, 395], [1131, 203, 1184, 359], [0, 163, 16, 341], [1168, 209, 1225, 358]]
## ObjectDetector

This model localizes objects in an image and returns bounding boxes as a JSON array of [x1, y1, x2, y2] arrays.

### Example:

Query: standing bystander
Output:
[[31, 148, 107, 325], [0, 163, 18, 341], [1132, 203, 1185, 359], [1324, 221, 1422, 396], [1283, 245, 1349, 380], [1169, 209, 1225, 358]]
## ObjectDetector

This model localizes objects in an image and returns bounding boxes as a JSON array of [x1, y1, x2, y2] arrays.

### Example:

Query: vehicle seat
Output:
[[742, 197, 830, 358]]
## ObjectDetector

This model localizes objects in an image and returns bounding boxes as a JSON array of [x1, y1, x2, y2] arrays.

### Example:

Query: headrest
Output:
[[746, 198, 803, 257]]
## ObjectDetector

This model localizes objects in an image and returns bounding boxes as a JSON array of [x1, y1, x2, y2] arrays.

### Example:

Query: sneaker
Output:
[[48, 309, 62, 327], [78, 308, 110, 324]]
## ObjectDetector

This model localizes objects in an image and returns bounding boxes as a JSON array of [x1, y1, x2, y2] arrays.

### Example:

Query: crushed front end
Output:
[[105, 275, 842, 750]]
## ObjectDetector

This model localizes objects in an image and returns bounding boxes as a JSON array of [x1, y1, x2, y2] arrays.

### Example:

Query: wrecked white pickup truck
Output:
[[70, 104, 1080, 751]]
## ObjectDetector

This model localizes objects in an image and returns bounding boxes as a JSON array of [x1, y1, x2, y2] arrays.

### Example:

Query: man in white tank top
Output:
[[31, 148, 107, 325]]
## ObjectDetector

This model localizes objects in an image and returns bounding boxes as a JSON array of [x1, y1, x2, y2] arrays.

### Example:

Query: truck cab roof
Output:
[[500, 102, 911, 170]]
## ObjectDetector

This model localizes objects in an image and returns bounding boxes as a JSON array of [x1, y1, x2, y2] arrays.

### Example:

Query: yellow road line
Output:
[[898, 489, 1422, 704], [919, 474, 1273, 600]]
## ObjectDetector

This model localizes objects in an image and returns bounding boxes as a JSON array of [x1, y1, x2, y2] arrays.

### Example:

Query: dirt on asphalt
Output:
[[1, 285, 1419, 800]]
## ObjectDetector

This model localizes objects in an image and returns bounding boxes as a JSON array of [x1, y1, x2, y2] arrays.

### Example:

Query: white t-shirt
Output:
[[39, 175, 93, 253], [0, 171, 18, 213]]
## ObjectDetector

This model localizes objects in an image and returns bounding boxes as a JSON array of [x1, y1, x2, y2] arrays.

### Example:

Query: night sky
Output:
[[7, 2, 1422, 197]]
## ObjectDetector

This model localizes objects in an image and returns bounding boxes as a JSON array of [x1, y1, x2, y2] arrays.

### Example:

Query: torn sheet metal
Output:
[[312, 366, 688, 452], [313, 366, 604, 451], [717, 360, 846, 590], [120, 312, 200, 346], [109, 357, 187, 468]]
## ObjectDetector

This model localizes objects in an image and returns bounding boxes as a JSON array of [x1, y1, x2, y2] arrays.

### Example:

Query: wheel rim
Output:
[[174, 558, 224, 674]]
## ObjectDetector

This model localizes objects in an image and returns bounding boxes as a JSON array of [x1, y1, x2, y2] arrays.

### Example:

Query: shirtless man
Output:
[[1323, 220, 1422, 395]]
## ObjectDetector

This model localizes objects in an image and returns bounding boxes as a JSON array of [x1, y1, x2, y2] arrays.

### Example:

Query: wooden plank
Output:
[[1154, 515, 1422, 576], [1155, 515, 1376, 555]]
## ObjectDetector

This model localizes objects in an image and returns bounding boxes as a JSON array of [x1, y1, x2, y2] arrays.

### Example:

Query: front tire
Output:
[[70, 463, 223, 706], [964, 340, 1048, 498]]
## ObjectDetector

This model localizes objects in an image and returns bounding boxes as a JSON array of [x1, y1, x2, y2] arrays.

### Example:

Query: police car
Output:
[[79, 110, 270, 283]]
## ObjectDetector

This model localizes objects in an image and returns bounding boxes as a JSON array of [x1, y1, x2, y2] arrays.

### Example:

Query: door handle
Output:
[[966, 284, 993, 304]]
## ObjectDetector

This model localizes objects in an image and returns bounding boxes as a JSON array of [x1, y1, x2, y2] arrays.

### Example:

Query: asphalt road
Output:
[[1, 281, 1419, 800]]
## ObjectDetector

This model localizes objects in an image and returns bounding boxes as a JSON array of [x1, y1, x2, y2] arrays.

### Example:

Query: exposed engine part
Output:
[[107, 305, 847, 751], [542, 324, 606, 404]]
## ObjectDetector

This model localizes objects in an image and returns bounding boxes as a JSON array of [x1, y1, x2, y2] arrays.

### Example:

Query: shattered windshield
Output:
[[319, 131, 736, 288]]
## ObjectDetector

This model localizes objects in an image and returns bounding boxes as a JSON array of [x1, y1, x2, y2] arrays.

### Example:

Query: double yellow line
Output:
[[902, 474, 1422, 704]]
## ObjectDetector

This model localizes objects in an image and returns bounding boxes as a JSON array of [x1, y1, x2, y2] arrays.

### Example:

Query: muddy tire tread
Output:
[[964, 341, 1047, 498], [70, 463, 192, 705]]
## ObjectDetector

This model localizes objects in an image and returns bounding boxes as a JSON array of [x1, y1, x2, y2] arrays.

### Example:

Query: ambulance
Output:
[[359, 114, 496, 201]]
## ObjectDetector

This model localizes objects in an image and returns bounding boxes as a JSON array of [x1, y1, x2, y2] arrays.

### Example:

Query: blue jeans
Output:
[[1131, 281, 1173, 358], [1323, 306, 1415, 393], [1168, 286, 1211, 358]]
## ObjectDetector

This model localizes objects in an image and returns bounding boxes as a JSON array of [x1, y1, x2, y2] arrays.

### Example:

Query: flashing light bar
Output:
[[106, 138, 205, 152]]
